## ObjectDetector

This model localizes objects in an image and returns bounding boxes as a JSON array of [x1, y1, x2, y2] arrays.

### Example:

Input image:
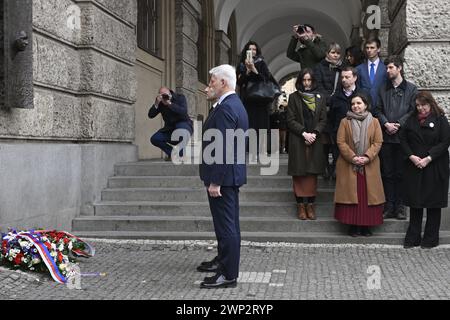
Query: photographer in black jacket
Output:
[[149, 87, 193, 160]]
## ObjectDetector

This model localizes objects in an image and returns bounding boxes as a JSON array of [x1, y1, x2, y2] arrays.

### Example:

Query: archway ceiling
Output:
[[214, 0, 362, 80]]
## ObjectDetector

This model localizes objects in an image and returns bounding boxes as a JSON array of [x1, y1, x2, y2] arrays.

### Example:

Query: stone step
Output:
[[71, 231, 450, 245], [100, 187, 335, 202], [114, 162, 291, 177], [107, 176, 336, 189], [93, 201, 335, 217], [72, 216, 409, 233]]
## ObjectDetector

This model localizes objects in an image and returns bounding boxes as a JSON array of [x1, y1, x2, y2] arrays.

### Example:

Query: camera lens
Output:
[[162, 94, 170, 100]]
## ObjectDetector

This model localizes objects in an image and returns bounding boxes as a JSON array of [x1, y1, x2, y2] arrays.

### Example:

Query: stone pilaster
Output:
[[215, 30, 231, 66], [175, 0, 201, 116], [378, 0, 390, 59]]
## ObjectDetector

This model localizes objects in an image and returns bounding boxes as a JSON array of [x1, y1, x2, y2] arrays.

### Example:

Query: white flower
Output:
[[32, 258, 41, 265], [58, 244, 65, 252], [50, 252, 57, 257], [68, 242, 73, 251], [59, 264, 67, 271]]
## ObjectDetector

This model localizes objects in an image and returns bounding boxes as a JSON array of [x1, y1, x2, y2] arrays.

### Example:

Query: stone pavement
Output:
[[1, 239, 450, 300]]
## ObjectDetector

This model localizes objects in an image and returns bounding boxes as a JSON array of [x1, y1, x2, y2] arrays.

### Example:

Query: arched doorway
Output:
[[214, 0, 362, 81]]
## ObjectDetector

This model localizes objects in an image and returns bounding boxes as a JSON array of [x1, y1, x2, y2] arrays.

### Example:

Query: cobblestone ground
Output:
[[1, 240, 450, 300]]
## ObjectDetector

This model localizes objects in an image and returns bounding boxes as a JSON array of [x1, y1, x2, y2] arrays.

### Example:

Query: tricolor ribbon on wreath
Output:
[[1, 230, 94, 284]]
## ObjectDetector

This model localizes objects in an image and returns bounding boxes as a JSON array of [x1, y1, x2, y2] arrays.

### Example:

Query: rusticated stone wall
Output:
[[175, 0, 201, 116], [0, 3, 4, 108], [389, 0, 450, 113], [0, 0, 137, 142]]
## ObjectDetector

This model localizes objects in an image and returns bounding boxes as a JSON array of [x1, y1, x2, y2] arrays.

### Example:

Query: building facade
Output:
[[1, 0, 449, 231]]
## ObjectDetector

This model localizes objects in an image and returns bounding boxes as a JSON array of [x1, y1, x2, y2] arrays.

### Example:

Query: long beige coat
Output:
[[334, 117, 385, 205]]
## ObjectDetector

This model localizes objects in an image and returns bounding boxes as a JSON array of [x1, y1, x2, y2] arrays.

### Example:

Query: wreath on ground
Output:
[[1, 229, 94, 284]]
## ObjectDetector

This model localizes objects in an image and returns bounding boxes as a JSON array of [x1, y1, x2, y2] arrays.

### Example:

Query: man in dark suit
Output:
[[198, 64, 249, 289], [356, 38, 387, 107], [148, 87, 193, 160], [329, 66, 370, 179]]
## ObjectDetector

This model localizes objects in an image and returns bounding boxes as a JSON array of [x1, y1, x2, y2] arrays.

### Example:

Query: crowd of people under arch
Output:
[[236, 24, 450, 249]]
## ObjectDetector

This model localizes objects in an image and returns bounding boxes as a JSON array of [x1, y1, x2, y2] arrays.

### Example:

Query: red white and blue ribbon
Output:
[[16, 232, 67, 284], [35, 230, 95, 258]]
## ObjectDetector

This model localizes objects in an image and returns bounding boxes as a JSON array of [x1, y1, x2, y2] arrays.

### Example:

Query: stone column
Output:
[[215, 30, 231, 66], [175, 0, 201, 116], [389, 0, 450, 112]]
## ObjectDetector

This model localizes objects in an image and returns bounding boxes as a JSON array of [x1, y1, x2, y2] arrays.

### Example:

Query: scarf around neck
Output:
[[346, 111, 373, 172], [417, 111, 431, 126], [299, 91, 317, 112]]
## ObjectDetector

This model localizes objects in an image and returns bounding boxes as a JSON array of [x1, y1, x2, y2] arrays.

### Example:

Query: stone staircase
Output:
[[72, 157, 450, 244]]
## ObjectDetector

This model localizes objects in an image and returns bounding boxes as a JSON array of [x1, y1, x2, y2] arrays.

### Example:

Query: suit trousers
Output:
[[207, 186, 241, 280], [405, 208, 441, 247], [380, 143, 404, 207], [150, 121, 192, 157]]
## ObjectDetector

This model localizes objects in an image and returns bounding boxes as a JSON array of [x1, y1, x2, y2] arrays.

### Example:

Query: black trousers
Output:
[[380, 143, 404, 207], [404, 208, 441, 247]]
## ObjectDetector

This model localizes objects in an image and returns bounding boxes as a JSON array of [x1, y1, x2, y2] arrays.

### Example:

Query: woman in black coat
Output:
[[237, 41, 271, 159], [400, 91, 450, 249]]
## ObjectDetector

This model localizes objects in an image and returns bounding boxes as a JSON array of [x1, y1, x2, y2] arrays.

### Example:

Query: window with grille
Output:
[[137, 0, 161, 57]]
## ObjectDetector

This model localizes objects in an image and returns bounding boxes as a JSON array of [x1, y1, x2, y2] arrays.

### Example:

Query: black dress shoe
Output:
[[360, 227, 373, 237], [200, 257, 218, 266], [403, 244, 419, 249], [348, 225, 359, 237], [396, 205, 407, 220], [200, 274, 237, 289], [383, 204, 396, 219], [197, 262, 219, 273], [420, 244, 438, 250]]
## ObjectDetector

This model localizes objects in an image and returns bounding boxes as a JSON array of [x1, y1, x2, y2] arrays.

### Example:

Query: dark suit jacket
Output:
[[356, 60, 387, 107], [148, 91, 192, 133], [199, 93, 249, 187]]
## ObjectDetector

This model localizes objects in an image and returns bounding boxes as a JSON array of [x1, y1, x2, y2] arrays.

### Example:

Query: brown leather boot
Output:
[[306, 203, 316, 220], [297, 203, 307, 220]]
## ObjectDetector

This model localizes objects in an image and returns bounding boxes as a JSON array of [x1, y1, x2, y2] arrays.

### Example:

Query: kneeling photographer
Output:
[[148, 87, 193, 161]]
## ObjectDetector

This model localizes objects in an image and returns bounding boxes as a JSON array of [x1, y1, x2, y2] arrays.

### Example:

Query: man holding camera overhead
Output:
[[287, 24, 327, 69], [149, 87, 193, 161]]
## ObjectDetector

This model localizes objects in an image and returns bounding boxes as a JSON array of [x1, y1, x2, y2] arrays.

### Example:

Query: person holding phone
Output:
[[287, 24, 327, 70], [148, 87, 193, 161], [237, 41, 273, 160]]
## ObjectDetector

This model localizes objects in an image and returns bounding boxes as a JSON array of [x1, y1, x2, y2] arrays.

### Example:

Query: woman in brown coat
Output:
[[287, 69, 327, 220], [334, 93, 385, 236]]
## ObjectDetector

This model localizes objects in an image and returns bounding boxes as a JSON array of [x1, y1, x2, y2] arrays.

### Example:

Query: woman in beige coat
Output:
[[334, 93, 385, 237]]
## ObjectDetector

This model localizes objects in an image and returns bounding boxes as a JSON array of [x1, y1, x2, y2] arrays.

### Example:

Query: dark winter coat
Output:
[[314, 59, 343, 106], [287, 91, 327, 176], [373, 79, 417, 144], [400, 113, 450, 208], [237, 57, 271, 103], [328, 86, 370, 142], [286, 36, 327, 69]]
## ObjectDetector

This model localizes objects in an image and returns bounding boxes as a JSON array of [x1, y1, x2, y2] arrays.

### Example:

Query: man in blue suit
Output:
[[356, 38, 387, 107], [198, 64, 249, 289]]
